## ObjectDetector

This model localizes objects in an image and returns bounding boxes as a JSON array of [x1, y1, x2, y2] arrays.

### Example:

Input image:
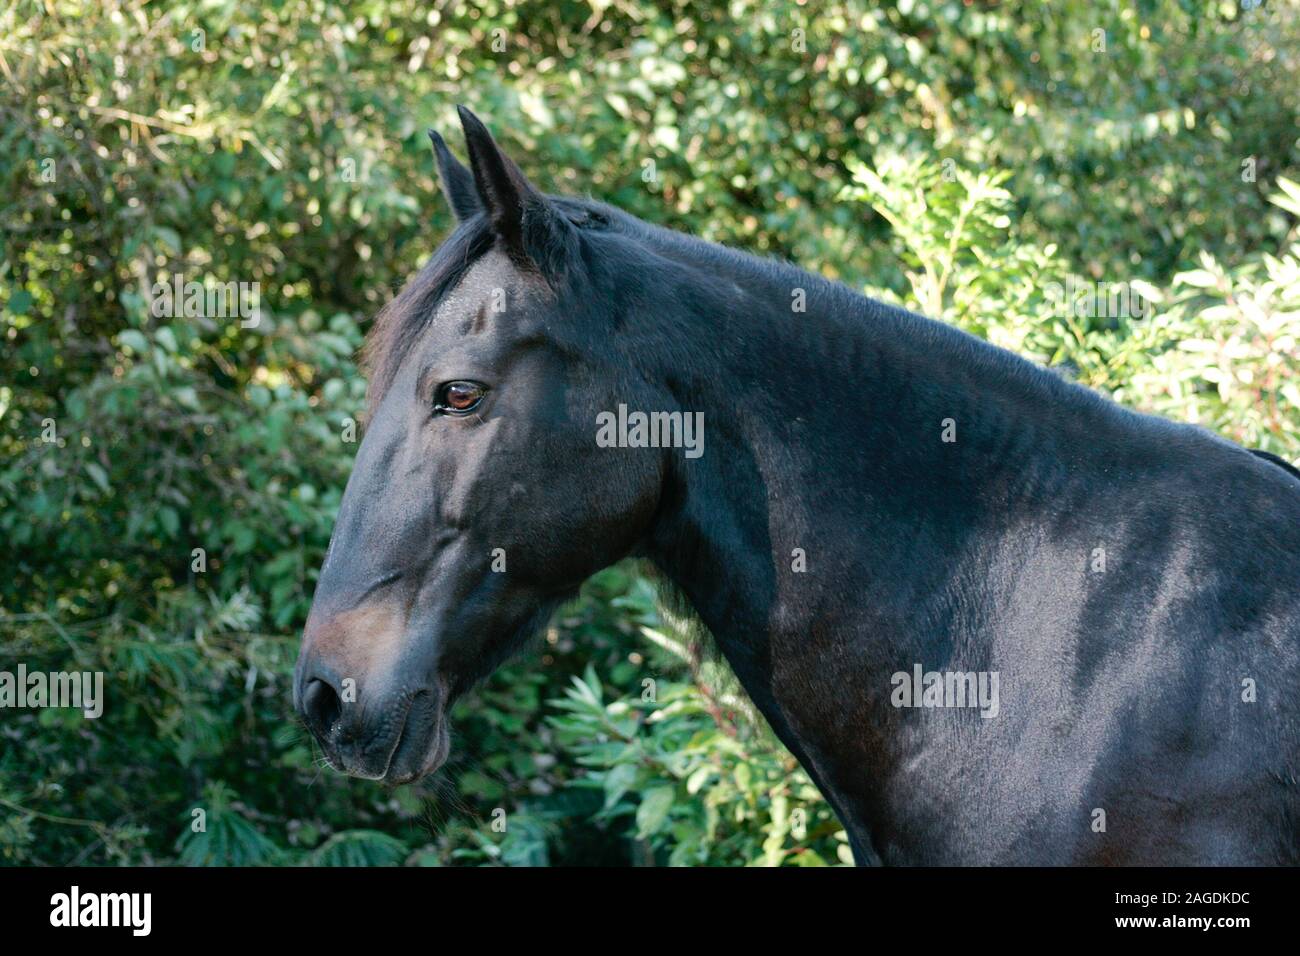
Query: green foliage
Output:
[[842, 156, 1300, 461], [176, 782, 283, 867], [549, 662, 851, 866], [1, 0, 1296, 866], [306, 830, 409, 868], [1128, 230, 1300, 455]]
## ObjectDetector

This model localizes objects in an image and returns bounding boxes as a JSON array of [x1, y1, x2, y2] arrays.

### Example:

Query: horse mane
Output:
[[362, 190, 1120, 439], [1251, 448, 1300, 481]]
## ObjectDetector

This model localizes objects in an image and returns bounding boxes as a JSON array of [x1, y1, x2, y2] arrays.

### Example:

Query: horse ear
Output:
[[428, 129, 480, 221], [456, 106, 562, 265]]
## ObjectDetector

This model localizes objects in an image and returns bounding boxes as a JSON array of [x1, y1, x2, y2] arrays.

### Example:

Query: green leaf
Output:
[[117, 329, 149, 353], [85, 462, 110, 493], [1269, 176, 1300, 218], [308, 830, 407, 867], [635, 786, 675, 838]]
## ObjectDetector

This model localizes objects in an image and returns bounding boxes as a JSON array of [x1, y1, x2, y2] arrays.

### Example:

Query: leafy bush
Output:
[[549, 663, 851, 866], [842, 153, 1299, 462]]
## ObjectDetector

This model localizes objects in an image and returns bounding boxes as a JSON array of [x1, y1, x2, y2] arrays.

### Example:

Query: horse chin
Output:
[[381, 705, 451, 786]]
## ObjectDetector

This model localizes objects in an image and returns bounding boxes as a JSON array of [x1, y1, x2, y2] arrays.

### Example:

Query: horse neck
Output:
[[639, 258, 1118, 805], [645, 265, 1078, 642]]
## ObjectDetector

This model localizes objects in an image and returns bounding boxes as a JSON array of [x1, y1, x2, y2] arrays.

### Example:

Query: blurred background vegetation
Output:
[[1, 0, 1297, 866]]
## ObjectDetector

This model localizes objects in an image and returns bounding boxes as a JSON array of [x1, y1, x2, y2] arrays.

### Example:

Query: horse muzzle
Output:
[[295, 664, 450, 784]]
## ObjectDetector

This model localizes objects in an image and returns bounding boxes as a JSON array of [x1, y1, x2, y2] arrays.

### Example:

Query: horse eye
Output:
[[435, 381, 486, 414]]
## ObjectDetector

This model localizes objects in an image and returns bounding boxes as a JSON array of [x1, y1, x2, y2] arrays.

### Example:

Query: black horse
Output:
[[295, 108, 1300, 865]]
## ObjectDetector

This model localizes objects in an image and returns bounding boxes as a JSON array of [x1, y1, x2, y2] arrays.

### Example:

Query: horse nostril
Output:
[[301, 677, 343, 741]]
